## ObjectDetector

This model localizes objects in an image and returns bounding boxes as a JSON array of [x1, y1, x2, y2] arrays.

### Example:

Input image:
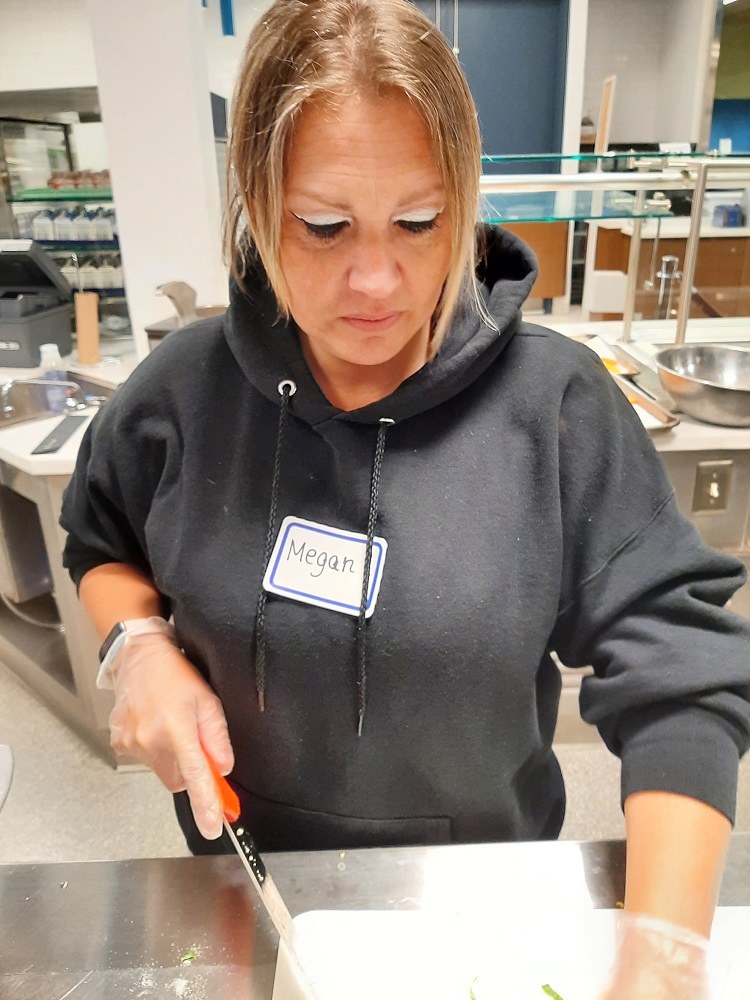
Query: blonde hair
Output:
[[225, 0, 488, 356]]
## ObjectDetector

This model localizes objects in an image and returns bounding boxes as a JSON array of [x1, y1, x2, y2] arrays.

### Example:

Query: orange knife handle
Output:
[[204, 753, 241, 823]]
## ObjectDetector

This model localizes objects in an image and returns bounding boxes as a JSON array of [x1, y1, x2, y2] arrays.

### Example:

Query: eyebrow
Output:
[[286, 186, 445, 214]]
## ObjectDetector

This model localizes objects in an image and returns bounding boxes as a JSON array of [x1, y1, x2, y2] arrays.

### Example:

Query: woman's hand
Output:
[[600, 913, 710, 1000], [107, 632, 234, 839]]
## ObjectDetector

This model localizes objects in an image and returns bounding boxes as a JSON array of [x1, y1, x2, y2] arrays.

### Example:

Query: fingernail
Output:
[[203, 805, 222, 840]]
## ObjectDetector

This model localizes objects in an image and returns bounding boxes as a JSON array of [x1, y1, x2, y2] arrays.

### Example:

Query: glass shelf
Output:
[[8, 188, 113, 203], [478, 154, 750, 224], [481, 190, 675, 224], [481, 151, 747, 165]]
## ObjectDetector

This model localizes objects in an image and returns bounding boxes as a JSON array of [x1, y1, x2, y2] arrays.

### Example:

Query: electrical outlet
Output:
[[692, 461, 733, 514]]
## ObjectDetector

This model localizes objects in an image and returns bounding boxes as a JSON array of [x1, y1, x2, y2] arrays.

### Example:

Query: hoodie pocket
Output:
[[173, 787, 452, 855]]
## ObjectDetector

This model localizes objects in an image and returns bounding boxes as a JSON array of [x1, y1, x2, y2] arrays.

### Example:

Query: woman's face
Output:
[[279, 91, 452, 375]]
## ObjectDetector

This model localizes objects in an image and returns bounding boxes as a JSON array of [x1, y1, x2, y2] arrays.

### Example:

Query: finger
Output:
[[196, 695, 234, 775], [176, 738, 224, 839], [110, 712, 188, 793], [148, 748, 188, 794]]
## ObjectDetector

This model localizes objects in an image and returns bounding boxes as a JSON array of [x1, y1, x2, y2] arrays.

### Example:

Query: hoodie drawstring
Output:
[[254, 380, 393, 734], [254, 379, 296, 712], [357, 417, 394, 736]]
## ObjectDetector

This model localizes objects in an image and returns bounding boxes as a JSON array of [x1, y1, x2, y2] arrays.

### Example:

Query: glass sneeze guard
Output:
[[479, 151, 750, 225], [477, 152, 750, 344]]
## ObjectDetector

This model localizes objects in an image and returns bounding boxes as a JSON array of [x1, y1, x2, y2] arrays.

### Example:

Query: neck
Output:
[[300, 327, 430, 411]]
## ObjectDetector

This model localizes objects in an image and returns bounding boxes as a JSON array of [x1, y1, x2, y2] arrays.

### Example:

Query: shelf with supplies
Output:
[[6, 188, 113, 203], [0, 117, 133, 348], [37, 239, 120, 251], [39, 243, 124, 297]]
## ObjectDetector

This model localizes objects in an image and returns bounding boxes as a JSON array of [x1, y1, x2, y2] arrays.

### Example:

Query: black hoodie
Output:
[[61, 228, 750, 853]]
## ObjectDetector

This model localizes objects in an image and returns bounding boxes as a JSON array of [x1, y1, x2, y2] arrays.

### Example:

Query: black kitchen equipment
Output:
[[0, 239, 73, 367]]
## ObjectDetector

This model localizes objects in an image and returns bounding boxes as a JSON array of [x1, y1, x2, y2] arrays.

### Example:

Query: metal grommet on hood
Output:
[[278, 379, 297, 396]]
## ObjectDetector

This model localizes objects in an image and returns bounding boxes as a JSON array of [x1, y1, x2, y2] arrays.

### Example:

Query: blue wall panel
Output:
[[710, 99, 750, 154], [414, 0, 569, 170]]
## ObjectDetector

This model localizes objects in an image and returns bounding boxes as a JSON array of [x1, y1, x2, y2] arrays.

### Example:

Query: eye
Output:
[[301, 220, 349, 241], [291, 212, 349, 242], [397, 218, 439, 234], [395, 208, 443, 235]]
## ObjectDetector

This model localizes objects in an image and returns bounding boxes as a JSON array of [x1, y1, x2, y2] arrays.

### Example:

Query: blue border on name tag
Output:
[[268, 521, 385, 614]]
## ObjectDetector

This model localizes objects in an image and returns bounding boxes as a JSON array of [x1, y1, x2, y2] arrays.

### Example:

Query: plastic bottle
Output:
[[60, 258, 79, 290], [32, 210, 55, 241], [97, 260, 117, 289], [112, 260, 124, 289], [39, 343, 68, 414], [53, 210, 74, 241], [73, 209, 93, 242], [92, 208, 114, 241], [79, 261, 100, 289]]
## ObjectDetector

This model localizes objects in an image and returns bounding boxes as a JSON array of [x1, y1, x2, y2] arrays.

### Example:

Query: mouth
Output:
[[342, 312, 402, 332]]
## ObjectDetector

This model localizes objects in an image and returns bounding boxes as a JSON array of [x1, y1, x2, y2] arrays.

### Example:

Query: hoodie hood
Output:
[[223, 224, 539, 426]]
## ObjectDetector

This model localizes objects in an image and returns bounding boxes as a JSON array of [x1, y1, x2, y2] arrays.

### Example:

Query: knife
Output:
[[205, 756, 321, 999]]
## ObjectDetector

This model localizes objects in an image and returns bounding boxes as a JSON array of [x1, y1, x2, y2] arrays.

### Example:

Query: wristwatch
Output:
[[96, 617, 175, 690], [98, 621, 129, 664]]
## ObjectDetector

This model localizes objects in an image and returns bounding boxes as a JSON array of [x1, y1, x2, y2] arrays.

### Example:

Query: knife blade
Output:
[[206, 755, 321, 999]]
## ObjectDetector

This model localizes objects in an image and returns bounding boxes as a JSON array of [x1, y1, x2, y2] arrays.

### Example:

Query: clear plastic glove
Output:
[[106, 626, 234, 839], [600, 913, 710, 1000]]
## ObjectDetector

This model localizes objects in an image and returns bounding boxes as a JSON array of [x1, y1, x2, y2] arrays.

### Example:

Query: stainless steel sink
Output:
[[0, 371, 116, 429], [0, 381, 53, 428]]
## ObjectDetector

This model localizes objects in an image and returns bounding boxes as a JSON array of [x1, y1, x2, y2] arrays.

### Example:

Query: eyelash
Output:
[[300, 217, 439, 242], [399, 218, 439, 234]]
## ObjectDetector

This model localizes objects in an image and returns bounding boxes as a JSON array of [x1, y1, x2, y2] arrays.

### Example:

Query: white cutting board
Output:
[[272, 907, 750, 1000]]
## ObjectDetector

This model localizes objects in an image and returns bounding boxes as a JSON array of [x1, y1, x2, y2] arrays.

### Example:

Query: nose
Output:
[[347, 237, 401, 299]]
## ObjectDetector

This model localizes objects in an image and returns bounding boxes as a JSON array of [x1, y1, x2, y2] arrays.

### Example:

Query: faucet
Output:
[[156, 281, 199, 328], [1, 378, 87, 417]]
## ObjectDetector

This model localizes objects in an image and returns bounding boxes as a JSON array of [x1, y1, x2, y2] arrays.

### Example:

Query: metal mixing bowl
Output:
[[654, 345, 750, 427]]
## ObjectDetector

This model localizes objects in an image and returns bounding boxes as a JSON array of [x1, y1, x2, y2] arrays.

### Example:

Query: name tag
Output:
[[263, 516, 387, 618]]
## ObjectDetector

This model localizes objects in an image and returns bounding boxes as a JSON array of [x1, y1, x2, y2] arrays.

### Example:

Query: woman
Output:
[[61, 0, 749, 995]]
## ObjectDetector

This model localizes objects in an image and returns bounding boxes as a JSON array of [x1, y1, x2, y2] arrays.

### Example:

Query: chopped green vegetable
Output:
[[542, 986, 565, 1000], [179, 948, 198, 965], [469, 976, 479, 1000]]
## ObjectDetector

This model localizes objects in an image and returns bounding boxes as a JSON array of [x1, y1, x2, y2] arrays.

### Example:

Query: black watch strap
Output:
[[98, 622, 127, 663]]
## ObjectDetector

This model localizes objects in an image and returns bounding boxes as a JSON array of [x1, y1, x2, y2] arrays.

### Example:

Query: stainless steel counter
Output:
[[2, 836, 750, 999]]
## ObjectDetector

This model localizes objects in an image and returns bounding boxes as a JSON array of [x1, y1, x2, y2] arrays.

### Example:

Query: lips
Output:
[[342, 312, 402, 332]]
